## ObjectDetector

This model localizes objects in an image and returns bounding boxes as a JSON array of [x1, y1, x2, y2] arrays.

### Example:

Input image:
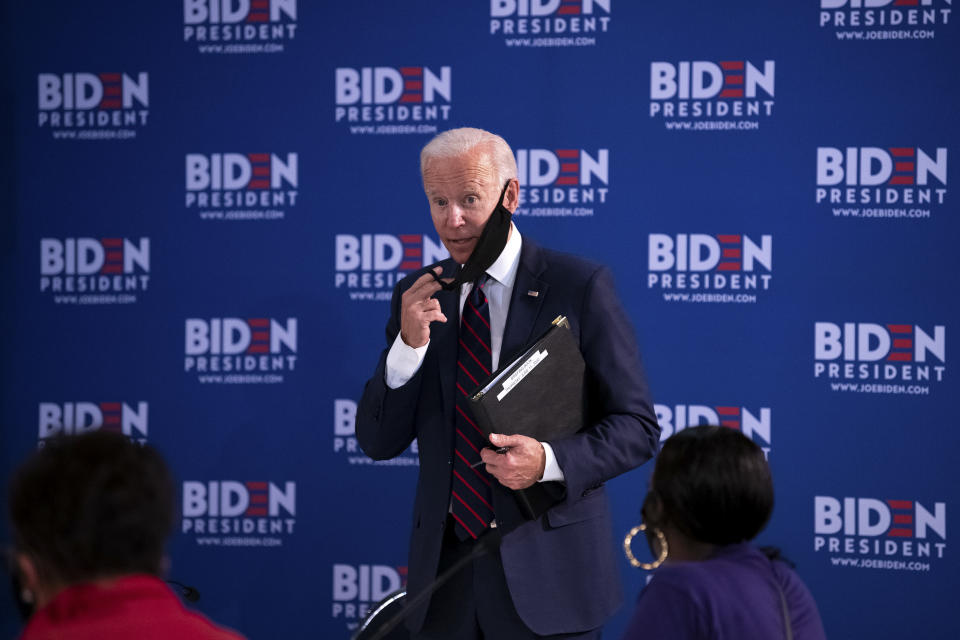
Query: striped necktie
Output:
[[450, 276, 495, 540]]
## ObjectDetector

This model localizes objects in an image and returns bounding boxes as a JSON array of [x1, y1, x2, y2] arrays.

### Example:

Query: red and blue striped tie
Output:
[[451, 277, 496, 540]]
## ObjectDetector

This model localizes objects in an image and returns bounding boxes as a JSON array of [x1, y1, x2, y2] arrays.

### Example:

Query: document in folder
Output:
[[468, 316, 586, 519], [468, 315, 585, 442]]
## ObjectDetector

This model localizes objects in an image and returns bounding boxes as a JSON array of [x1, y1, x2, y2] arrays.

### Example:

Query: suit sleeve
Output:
[[549, 265, 661, 503], [355, 278, 423, 461]]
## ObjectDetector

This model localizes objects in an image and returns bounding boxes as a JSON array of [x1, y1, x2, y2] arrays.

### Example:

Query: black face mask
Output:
[[431, 181, 513, 291]]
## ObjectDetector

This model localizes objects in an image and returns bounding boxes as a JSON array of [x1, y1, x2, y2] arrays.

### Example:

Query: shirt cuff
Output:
[[539, 441, 565, 483], [385, 333, 429, 389]]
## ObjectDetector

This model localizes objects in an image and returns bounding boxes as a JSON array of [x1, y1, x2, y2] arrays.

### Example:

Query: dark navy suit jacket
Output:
[[356, 237, 660, 635]]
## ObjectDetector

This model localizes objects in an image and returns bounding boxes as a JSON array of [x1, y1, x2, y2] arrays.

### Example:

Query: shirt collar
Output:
[[485, 222, 521, 289]]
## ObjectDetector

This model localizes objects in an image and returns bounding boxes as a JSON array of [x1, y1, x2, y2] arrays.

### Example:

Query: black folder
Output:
[[467, 316, 586, 519]]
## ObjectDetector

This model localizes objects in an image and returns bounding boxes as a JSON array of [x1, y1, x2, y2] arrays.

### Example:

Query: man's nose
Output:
[[445, 206, 466, 226]]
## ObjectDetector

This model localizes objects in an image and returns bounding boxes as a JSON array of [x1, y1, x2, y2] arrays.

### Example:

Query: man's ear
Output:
[[504, 178, 520, 214]]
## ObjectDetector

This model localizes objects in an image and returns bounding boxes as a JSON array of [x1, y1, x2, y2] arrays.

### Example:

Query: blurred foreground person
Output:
[[8, 431, 244, 640], [622, 426, 826, 640]]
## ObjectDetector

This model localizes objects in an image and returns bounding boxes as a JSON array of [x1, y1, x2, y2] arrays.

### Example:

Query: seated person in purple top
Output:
[[621, 426, 826, 640]]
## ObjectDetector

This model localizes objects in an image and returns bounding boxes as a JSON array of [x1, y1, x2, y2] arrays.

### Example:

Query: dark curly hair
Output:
[[647, 425, 774, 545], [8, 431, 174, 585]]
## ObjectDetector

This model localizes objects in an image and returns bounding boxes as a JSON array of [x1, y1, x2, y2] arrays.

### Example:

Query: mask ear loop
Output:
[[427, 181, 512, 291], [493, 180, 510, 207]]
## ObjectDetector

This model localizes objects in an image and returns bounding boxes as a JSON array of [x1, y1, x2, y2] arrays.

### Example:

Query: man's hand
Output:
[[481, 433, 546, 490], [400, 267, 448, 348]]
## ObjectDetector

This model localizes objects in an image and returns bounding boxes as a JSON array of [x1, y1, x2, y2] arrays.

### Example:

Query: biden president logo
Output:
[[514, 148, 608, 217], [656, 404, 772, 459], [332, 562, 407, 633], [490, 0, 611, 48], [816, 146, 946, 220], [335, 233, 449, 302], [647, 233, 772, 303], [814, 496, 946, 572], [819, 0, 951, 42], [185, 153, 298, 221], [182, 480, 296, 547], [38, 402, 148, 445], [185, 317, 298, 384], [40, 237, 150, 305], [37, 72, 149, 140], [184, 0, 297, 54], [814, 322, 945, 394], [650, 60, 774, 131], [335, 65, 452, 135]]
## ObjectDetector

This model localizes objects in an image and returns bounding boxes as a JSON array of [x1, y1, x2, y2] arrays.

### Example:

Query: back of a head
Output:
[[420, 127, 518, 184], [651, 425, 774, 546], [8, 431, 174, 587]]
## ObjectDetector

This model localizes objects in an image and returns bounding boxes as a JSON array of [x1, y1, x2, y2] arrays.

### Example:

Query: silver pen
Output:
[[470, 446, 510, 468]]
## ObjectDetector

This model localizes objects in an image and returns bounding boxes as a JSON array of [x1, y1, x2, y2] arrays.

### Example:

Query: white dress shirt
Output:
[[384, 224, 564, 483]]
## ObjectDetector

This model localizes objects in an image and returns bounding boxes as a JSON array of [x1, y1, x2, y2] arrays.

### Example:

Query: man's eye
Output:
[[464, 196, 478, 205], [435, 198, 447, 207]]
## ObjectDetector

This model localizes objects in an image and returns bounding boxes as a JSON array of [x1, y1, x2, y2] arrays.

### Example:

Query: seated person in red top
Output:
[[622, 426, 827, 640], [8, 431, 244, 640]]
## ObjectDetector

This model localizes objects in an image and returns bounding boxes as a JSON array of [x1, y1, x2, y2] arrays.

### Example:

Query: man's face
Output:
[[423, 149, 505, 265]]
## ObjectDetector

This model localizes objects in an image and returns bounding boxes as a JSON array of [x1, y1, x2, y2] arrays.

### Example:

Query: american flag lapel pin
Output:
[[527, 290, 539, 297]]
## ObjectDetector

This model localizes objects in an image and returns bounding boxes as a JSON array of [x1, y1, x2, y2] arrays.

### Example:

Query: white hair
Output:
[[420, 127, 518, 186]]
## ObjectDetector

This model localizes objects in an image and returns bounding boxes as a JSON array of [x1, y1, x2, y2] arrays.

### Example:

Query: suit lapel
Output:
[[432, 260, 460, 423], [502, 239, 549, 365]]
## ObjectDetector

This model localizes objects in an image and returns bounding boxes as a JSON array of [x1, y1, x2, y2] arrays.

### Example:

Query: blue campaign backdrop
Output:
[[1, 2, 958, 638]]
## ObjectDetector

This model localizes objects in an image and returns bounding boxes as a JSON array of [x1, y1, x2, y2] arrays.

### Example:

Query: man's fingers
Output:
[[421, 310, 447, 325], [399, 269, 447, 348], [406, 277, 441, 302], [489, 433, 528, 448], [480, 447, 502, 467], [407, 267, 444, 297], [402, 281, 430, 304], [481, 436, 544, 491]]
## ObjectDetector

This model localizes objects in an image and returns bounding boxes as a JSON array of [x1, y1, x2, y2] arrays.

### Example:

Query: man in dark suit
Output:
[[357, 127, 659, 639]]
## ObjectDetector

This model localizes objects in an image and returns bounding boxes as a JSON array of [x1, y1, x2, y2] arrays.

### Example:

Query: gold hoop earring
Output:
[[623, 523, 668, 570]]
